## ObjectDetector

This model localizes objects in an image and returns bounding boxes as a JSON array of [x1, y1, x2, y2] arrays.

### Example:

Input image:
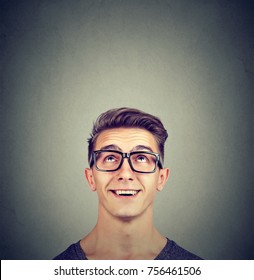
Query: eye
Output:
[[105, 155, 117, 162], [136, 155, 148, 162]]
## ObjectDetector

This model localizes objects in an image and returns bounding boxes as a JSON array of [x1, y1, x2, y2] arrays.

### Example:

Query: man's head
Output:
[[85, 108, 169, 220], [88, 107, 168, 167]]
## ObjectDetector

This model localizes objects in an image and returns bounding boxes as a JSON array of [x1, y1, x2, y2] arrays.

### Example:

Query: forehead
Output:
[[95, 128, 159, 152]]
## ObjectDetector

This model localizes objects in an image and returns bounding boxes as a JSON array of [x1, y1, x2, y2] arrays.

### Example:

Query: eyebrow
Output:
[[130, 145, 154, 153], [99, 144, 122, 151], [98, 144, 154, 153]]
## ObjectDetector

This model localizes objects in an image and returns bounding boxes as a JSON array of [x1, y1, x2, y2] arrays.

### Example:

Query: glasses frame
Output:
[[92, 149, 163, 174]]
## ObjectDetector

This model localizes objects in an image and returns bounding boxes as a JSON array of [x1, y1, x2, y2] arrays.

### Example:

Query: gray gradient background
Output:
[[1, 0, 253, 259]]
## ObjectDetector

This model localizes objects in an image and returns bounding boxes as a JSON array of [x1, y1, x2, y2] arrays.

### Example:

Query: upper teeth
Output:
[[115, 190, 138, 196]]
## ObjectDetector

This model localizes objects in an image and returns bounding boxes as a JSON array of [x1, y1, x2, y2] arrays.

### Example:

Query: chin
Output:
[[113, 210, 141, 220]]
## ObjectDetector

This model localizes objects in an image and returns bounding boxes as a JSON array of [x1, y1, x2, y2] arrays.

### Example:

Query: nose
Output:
[[117, 158, 134, 181]]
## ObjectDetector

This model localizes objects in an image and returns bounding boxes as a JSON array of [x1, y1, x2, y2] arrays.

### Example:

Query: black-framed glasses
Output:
[[92, 150, 163, 173]]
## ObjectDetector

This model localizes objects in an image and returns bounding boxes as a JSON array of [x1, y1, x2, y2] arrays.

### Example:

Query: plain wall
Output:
[[1, 0, 253, 259]]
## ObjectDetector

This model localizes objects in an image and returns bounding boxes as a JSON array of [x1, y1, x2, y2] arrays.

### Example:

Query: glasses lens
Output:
[[95, 151, 122, 171], [130, 152, 157, 173]]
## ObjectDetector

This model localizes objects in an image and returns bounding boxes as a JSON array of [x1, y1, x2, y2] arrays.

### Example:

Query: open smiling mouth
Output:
[[110, 190, 141, 196]]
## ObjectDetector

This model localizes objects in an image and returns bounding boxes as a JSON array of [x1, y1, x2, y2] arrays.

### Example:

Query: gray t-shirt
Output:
[[53, 238, 202, 260]]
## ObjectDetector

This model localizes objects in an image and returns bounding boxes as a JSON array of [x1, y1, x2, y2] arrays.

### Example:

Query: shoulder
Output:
[[53, 241, 87, 260], [156, 239, 203, 260]]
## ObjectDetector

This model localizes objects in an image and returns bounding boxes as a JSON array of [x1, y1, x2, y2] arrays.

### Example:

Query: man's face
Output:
[[85, 128, 169, 220]]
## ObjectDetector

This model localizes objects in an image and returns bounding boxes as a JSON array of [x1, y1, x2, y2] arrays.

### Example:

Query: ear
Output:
[[156, 168, 170, 192], [85, 168, 97, 192]]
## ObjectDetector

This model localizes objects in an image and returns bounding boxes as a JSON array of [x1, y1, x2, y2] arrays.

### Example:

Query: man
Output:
[[54, 108, 201, 260]]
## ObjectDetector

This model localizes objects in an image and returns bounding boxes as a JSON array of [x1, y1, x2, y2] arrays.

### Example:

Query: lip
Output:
[[109, 189, 141, 198]]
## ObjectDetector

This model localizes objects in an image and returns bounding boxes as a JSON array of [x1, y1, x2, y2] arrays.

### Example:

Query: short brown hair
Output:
[[88, 107, 168, 167]]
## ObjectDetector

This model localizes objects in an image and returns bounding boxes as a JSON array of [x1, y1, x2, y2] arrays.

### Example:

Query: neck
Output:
[[81, 207, 166, 259]]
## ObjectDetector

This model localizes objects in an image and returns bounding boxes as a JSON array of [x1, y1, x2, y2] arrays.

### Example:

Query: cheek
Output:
[[138, 174, 159, 191], [93, 172, 114, 188]]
